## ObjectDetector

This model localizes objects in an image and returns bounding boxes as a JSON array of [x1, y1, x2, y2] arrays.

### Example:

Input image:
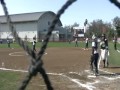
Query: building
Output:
[[73, 26, 85, 38], [0, 11, 67, 42]]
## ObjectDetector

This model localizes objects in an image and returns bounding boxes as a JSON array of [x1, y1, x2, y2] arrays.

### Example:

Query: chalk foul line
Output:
[[1, 67, 120, 90], [0, 67, 98, 90], [9, 52, 47, 56], [0, 67, 28, 72], [117, 50, 120, 53]]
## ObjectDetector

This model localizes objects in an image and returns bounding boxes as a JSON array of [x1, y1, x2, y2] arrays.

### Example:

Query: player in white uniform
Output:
[[75, 38, 78, 47], [85, 37, 89, 50], [98, 34, 109, 69]]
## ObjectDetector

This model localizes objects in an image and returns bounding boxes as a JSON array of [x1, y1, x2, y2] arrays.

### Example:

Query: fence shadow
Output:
[[99, 73, 120, 77], [108, 66, 120, 69]]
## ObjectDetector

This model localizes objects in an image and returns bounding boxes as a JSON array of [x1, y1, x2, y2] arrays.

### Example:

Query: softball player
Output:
[[32, 38, 36, 51], [7, 39, 11, 48], [90, 35, 99, 76], [75, 38, 78, 47], [85, 37, 89, 50], [98, 34, 109, 69]]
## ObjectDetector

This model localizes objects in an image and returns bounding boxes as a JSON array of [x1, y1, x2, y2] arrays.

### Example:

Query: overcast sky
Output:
[[0, 0, 120, 26]]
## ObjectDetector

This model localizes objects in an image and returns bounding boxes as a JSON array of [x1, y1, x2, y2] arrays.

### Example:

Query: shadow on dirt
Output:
[[108, 66, 120, 69], [99, 73, 120, 77]]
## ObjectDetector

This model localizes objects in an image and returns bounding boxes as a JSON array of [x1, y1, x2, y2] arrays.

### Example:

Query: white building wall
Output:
[[18, 31, 37, 42], [15, 22, 37, 31], [0, 12, 62, 42], [0, 31, 37, 41], [0, 22, 37, 42], [0, 24, 9, 32], [37, 13, 61, 41], [38, 13, 55, 32], [0, 32, 10, 39]]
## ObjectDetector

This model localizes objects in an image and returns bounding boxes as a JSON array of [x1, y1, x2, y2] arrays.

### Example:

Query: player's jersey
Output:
[[93, 49, 98, 54], [100, 39, 108, 50], [7, 40, 10, 44], [92, 39, 98, 49], [33, 40, 36, 45], [100, 41, 106, 49], [85, 38, 88, 43]]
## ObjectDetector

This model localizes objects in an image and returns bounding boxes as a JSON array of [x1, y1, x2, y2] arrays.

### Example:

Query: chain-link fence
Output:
[[0, 0, 120, 90]]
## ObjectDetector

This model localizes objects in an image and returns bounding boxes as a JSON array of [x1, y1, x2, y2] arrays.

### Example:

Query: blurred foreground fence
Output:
[[0, 0, 120, 90]]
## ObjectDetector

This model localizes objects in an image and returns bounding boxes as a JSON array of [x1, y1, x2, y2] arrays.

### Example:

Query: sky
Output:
[[0, 0, 120, 26]]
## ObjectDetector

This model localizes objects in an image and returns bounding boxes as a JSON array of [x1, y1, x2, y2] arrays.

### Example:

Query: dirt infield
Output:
[[0, 47, 120, 90]]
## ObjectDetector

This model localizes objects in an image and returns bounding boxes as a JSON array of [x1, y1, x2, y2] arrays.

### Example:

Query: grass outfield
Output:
[[108, 42, 120, 66]]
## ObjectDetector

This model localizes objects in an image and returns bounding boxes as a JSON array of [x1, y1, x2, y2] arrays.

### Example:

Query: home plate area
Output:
[[47, 69, 120, 90], [48, 69, 120, 90], [0, 67, 120, 90]]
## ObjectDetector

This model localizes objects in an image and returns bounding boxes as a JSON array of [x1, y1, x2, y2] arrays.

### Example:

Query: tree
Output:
[[64, 22, 79, 33], [72, 22, 79, 27], [86, 19, 114, 39], [112, 16, 120, 37], [84, 19, 88, 26], [64, 25, 71, 32], [87, 19, 104, 37], [63, 22, 79, 41]]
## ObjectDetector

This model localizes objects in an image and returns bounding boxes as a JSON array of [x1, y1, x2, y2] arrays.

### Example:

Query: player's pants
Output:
[[98, 49, 109, 69], [33, 45, 36, 51], [90, 53, 99, 74], [75, 41, 78, 47], [8, 43, 10, 48], [85, 42, 88, 49]]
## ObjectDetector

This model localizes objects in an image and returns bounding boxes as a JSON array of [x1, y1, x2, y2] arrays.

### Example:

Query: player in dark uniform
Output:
[[90, 35, 99, 76], [0, 39, 2, 44], [7, 39, 11, 48], [113, 36, 117, 50]]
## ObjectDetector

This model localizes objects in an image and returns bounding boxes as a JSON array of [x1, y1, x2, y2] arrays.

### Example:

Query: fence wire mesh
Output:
[[0, 0, 120, 90], [0, 0, 77, 90]]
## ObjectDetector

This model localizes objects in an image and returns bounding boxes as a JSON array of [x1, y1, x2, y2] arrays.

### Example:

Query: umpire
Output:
[[90, 35, 99, 76]]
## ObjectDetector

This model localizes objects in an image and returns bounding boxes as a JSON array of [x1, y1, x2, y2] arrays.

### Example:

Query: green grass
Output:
[[47, 41, 86, 48], [108, 42, 120, 66], [0, 41, 87, 48], [0, 71, 22, 90], [117, 42, 120, 50]]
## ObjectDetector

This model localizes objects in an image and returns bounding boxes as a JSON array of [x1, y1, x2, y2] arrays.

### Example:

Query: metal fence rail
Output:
[[0, 0, 120, 90]]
